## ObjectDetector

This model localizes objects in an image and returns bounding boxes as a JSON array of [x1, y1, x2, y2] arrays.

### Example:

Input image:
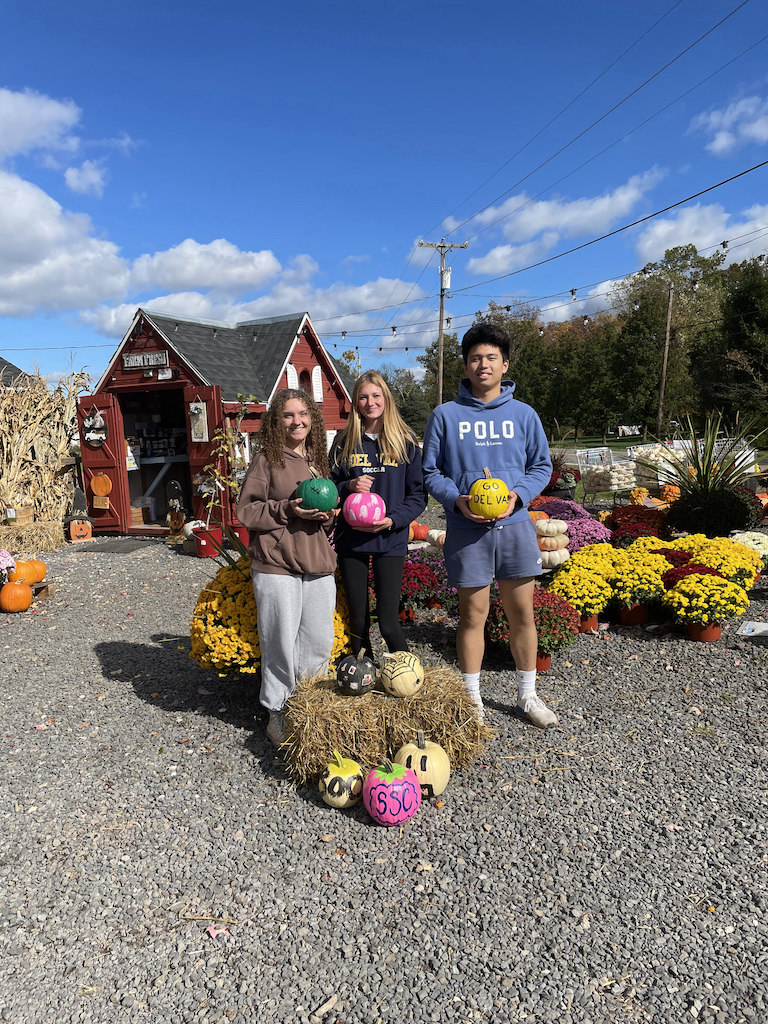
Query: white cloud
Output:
[[92, 131, 138, 155], [635, 202, 768, 265], [0, 169, 129, 317], [340, 254, 370, 266], [461, 169, 665, 276], [130, 192, 146, 209], [64, 159, 107, 197], [690, 96, 768, 156], [0, 87, 80, 159], [131, 237, 281, 293]]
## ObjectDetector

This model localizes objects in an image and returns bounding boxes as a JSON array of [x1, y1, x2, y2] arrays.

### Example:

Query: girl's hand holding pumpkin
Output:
[[353, 516, 394, 534], [290, 498, 331, 521], [348, 475, 373, 494]]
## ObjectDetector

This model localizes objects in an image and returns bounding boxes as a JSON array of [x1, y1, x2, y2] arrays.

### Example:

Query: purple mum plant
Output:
[[565, 518, 613, 553], [537, 498, 592, 522]]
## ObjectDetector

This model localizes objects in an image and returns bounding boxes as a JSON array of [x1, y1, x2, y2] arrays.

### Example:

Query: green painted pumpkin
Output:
[[296, 468, 339, 512]]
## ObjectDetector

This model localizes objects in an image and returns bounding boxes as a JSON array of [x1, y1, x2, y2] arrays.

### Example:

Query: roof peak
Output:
[[141, 308, 308, 330]]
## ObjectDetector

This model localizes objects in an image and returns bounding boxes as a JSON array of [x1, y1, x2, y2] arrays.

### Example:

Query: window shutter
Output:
[[286, 363, 298, 389], [325, 429, 337, 452], [312, 365, 324, 402]]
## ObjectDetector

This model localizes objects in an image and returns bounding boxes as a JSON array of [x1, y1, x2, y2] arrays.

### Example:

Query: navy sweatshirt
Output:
[[330, 436, 427, 556]]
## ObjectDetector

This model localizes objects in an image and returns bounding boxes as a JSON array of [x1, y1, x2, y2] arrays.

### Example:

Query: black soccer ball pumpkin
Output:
[[336, 654, 377, 696]]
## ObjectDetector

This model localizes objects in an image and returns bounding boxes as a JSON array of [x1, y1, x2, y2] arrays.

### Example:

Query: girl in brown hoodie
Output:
[[236, 389, 338, 745]]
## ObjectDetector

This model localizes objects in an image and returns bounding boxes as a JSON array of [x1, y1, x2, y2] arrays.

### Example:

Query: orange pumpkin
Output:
[[529, 510, 550, 523], [8, 561, 31, 584], [27, 559, 46, 583], [0, 580, 33, 613], [410, 523, 430, 541]]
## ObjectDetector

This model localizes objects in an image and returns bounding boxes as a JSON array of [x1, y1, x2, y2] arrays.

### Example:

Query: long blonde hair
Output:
[[259, 388, 330, 476], [333, 370, 416, 469]]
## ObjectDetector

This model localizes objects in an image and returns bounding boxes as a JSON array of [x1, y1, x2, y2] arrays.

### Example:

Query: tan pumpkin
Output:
[[537, 534, 569, 551], [541, 548, 570, 568], [394, 731, 451, 798], [535, 518, 568, 537], [0, 580, 33, 613], [380, 651, 424, 697]]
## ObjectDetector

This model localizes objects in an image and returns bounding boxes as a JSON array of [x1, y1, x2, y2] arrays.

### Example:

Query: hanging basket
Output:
[[687, 621, 721, 643]]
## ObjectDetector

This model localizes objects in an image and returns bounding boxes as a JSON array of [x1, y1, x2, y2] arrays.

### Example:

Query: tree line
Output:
[[339, 245, 768, 439]]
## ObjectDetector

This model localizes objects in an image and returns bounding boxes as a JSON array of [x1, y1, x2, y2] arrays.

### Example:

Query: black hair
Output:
[[461, 322, 510, 363]]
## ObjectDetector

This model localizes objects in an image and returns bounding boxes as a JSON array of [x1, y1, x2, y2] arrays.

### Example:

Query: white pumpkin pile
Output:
[[632, 443, 686, 488], [535, 518, 570, 568], [581, 462, 636, 491]]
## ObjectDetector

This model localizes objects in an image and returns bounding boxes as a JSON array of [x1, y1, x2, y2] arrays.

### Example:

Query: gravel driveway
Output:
[[1, 534, 767, 1024]]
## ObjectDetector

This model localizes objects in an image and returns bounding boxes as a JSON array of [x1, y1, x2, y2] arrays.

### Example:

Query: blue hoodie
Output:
[[422, 379, 552, 530]]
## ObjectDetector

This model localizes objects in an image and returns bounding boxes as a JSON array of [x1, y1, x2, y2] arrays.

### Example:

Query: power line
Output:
[[420, 0, 686, 239], [446, 0, 754, 241]]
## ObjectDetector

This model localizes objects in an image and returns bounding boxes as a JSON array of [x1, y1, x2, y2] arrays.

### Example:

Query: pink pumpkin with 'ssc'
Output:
[[363, 759, 421, 826], [343, 491, 387, 526]]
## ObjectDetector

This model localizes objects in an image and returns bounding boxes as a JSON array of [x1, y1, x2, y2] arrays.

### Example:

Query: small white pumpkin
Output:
[[541, 547, 570, 568], [536, 518, 569, 537], [538, 533, 569, 551], [380, 652, 424, 698], [394, 731, 450, 798]]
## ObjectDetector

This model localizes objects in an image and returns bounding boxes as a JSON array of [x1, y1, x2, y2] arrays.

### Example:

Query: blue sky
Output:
[[2, 0, 768, 383]]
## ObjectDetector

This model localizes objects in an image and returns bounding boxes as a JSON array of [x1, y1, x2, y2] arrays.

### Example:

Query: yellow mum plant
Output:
[[694, 539, 761, 589], [662, 573, 750, 624], [549, 565, 612, 617], [190, 557, 352, 676], [630, 487, 650, 505]]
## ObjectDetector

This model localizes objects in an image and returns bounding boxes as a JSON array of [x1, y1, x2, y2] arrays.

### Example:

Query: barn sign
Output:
[[123, 351, 170, 369]]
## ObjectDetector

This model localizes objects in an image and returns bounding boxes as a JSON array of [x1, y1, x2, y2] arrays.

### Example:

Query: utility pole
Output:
[[418, 238, 468, 406], [656, 284, 674, 437]]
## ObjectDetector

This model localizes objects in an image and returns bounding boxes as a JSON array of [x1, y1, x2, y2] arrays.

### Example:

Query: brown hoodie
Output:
[[236, 447, 337, 576]]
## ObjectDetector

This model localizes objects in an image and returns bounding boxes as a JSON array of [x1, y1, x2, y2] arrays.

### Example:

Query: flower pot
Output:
[[535, 653, 551, 672], [193, 525, 223, 558], [619, 603, 648, 626], [579, 614, 598, 632], [228, 524, 249, 547], [543, 486, 575, 501], [755, 571, 762, 583], [687, 621, 721, 643]]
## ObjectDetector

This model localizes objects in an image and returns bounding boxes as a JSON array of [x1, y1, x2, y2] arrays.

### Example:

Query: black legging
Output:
[[338, 553, 409, 658]]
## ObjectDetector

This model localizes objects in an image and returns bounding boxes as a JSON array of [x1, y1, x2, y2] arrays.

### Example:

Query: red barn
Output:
[[77, 309, 353, 533]]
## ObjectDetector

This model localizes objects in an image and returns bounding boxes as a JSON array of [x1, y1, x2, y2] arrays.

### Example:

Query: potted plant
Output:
[[548, 565, 612, 631], [486, 588, 580, 670], [543, 451, 581, 500], [611, 561, 666, 626], [398, 561, 440, 619], [661, 572, 750, 642], [0, 550, 15, 586]]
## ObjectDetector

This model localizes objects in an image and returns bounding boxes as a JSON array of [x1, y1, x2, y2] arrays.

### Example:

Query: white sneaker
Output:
[[266, 711, 286, 747], [464, 687, 485, 722], [516, 693, 558, 729]]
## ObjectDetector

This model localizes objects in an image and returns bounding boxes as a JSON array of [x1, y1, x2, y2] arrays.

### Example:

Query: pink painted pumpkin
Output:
[[343, 491, 387, 527], [363, 758, 421, 826]]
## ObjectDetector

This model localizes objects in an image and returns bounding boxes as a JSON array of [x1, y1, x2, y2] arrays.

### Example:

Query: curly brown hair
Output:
[[258, 388, 330, 476]]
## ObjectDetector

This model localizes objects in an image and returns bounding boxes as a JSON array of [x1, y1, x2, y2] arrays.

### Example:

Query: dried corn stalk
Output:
[[0, 370, 90, 519]]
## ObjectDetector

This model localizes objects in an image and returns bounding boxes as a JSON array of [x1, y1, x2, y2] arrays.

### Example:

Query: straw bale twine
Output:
[[283, 664, 493, 784], [0, 521, 65, 554]]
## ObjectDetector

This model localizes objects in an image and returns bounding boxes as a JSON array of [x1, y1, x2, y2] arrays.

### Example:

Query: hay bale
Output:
[[283, 664, 494, 784], [0, 520, 65, 554]]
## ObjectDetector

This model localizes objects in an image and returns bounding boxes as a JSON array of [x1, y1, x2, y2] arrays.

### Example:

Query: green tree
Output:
[[417, 332, 464, 409], [378, 364, 431, 435]]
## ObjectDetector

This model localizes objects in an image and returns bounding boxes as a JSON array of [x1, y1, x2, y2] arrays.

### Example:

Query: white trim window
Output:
[[286, 363, 299, 389]]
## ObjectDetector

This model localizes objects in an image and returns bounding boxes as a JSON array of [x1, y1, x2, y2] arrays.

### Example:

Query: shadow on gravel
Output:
[[93, 634, 289, 780]]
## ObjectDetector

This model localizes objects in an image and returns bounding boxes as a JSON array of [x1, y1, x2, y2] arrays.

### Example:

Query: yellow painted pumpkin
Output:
[[394, 731, 451, 798], [318, 750, 364, 808], [469, 468, 510, 520], [535, 518, 568, 537]]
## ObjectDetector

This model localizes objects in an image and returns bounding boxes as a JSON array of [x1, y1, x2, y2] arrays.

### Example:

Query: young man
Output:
[[421, 322, 556, 727]]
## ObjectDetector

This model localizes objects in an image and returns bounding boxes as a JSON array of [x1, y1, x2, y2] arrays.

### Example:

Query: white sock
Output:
[[462, 672, 484, 718], [516, 669, 537, 704]]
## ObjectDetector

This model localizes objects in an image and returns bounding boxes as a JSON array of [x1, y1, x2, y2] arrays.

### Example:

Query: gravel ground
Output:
[[1, 521, 767, 1024]]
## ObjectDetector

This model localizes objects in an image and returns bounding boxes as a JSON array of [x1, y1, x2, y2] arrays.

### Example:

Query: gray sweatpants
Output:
[[250, 569, 336, 712]]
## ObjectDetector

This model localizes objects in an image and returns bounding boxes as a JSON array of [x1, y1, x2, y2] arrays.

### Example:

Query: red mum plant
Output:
[[649, 548, 691, 567], [399, 561, 440, 612], [487, 588, 580, 655], [611, 521, 660, 548], [661, 563, 726, 591], [605, 505, 667, 532]]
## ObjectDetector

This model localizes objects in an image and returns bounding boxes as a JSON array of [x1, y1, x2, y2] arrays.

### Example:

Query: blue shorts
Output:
[[444, 517, 542, 589]]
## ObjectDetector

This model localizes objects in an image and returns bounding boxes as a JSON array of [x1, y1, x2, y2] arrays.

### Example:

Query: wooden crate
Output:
[[6, 507, 34, 527]]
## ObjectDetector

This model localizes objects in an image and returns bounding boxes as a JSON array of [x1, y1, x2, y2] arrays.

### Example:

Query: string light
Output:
[[570, 288, 576, 300], [583, 316, 591, 325]]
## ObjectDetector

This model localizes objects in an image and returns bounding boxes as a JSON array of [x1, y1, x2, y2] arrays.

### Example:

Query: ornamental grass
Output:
[[189, 556, 352, 676], [282, 665, 493, 783]]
